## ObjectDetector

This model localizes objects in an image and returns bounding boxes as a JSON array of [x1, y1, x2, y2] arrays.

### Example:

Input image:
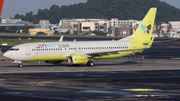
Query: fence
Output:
[[120, 56, 145, 60]]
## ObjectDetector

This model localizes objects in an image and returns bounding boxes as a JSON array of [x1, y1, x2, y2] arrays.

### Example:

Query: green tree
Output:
[[93, 30, 106, 36], [88, 30, 93, 35], [0, 26, 6, 32], [73, 24, 78, 30], [13, 0, 180, 23], [54, 31, 59, 34]]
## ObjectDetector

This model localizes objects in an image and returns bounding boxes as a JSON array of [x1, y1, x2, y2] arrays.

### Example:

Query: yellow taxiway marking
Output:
[[133, 89, 154, 91], [137, 95, 154, 97]]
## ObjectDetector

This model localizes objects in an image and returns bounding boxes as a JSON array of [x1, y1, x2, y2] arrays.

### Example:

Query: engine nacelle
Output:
[[68, 55, 88, 65], [45, 61, 62, 64]]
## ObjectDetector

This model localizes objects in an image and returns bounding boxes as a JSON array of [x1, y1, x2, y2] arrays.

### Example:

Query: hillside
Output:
[[14, 0, 180, 24]]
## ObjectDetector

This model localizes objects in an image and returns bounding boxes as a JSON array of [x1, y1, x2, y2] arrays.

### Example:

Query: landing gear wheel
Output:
[[87, 60, 94, 67], [18, 64, 23, 68]]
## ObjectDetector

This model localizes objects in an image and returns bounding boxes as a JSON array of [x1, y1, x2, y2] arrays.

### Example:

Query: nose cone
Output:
[[3, 51, 11, 59]]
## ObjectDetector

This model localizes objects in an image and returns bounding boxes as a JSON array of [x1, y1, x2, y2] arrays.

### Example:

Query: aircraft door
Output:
[[25, 45, 30, 55]]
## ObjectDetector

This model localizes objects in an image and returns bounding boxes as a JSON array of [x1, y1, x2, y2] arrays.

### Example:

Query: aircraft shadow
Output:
[[1, 61, 139, 68]]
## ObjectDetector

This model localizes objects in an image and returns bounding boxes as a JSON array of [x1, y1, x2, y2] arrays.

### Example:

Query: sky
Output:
[[160, 0, 180, 9], [1, 0, 88, 18], [1, 0, 180, 18]]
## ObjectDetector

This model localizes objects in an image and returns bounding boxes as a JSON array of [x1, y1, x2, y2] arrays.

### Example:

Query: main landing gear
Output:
[[87, 60, 94, 67]]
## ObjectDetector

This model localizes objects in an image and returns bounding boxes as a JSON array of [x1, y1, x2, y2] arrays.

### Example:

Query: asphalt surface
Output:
[[0, 70, 180, 101], [0, 36, 180, 101]]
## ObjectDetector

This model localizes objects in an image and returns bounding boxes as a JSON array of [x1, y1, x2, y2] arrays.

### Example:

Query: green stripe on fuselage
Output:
[[94, 50, 140, 59], [25, 55, 68, 61]]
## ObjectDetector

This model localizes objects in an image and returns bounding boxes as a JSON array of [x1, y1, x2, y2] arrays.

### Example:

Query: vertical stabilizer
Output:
[[132, 8, 157, 42], [120, 8, 157, 42], [0, 0, 4, 18]]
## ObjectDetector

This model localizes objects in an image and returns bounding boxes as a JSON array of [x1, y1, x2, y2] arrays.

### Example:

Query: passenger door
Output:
[[25, 45, 30, 55]]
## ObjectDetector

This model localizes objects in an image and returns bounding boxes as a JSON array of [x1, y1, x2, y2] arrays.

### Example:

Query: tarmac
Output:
[[0, 59, 180, 73], [0, 37, 180, 100], [0, 59, 180, 101]]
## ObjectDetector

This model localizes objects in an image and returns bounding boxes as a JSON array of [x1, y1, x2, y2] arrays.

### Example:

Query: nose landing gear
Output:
[[18, 64, 23, 68], [12, 60, 23, 68]]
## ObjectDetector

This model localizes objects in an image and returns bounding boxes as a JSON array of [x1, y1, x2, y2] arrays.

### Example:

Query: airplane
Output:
[[2, 2, 157, 67]]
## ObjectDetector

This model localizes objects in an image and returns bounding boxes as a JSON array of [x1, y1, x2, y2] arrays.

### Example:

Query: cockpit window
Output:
[[9, 48, 19, 51]]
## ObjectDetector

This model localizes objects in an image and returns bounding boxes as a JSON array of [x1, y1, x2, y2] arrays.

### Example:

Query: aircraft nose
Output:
[[3, 51, 11, 58]]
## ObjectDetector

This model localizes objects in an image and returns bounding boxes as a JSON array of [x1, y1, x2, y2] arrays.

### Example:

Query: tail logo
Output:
[[141, 24, 151, 34]]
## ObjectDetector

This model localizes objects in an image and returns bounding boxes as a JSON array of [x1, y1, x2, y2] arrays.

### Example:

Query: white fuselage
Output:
[[3, 40, 131, 61]]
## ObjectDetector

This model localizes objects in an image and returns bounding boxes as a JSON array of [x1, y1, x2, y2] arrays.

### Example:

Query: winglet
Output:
[[59, 36, 63, 42], [0, 0, 4, 18]]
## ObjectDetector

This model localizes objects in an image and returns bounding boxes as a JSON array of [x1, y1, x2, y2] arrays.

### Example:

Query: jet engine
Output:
[[68, 55, 88, 65]]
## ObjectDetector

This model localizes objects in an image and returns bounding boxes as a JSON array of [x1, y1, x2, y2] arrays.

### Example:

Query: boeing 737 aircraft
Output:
[[2, 1, 157, 67]]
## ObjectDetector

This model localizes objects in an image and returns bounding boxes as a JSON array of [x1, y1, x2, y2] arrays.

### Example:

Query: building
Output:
[[60, 19, 76, 28], [81, 22, 95, 32], [57, 28, 74, 34], [1, 18, 21, 23], [108, 18, 138, 28], [1, 18, 11, 23], [60, 18, 151, 36], [60, 18, 108, 30], [108, 18, 141, 34], [11, 19, 22, 23], [0, 23, 25, 28], [39, 20, 56, 31], [131, 21, 142, 33], [29, 28, 54, 36], [161, 23, 169, 33], [108, 25, 131, 37], [95, 23, 108, 33], [169, 32, 180, 38], [169, 21, 180, 32], [39, 20, 50, 25]]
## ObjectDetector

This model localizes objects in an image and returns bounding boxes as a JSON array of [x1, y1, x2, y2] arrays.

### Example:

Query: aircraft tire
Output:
[[19, 64, 23, 68], [87, 60, 94, 67]]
